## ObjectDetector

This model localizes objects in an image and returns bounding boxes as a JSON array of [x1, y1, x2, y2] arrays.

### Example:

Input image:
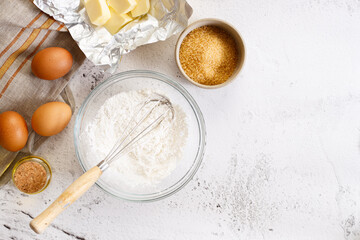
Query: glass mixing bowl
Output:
[[74, 70, 206, 201]]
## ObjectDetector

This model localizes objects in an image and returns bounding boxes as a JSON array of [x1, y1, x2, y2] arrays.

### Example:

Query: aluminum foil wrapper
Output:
[[34, 0, 193, 72]]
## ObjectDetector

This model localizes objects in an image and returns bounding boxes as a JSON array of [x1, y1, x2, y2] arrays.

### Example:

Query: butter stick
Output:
[[104, 9, 133, 35], [131, 0, 150, 18], [85, 0, 111, 26], [107, 0, 137, 14]]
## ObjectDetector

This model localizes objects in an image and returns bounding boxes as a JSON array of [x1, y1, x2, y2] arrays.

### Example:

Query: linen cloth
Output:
[[0, 0, 85, 176]]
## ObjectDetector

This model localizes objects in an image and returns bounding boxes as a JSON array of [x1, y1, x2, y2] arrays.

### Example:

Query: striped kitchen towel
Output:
[[0, 0, 85, 177]]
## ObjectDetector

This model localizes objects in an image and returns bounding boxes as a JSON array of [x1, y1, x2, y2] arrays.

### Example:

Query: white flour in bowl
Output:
[[86, 90, 188, 187]]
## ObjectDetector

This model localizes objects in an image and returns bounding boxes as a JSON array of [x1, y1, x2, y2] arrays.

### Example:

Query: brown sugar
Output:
[[13, 161, 47, 193], [179, 25, 239, 86]]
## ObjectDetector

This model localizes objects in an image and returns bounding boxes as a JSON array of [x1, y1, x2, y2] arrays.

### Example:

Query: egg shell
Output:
[[31, 102, 72, 136], [0, 111, 28, 152], [31, 47, 73, 80]]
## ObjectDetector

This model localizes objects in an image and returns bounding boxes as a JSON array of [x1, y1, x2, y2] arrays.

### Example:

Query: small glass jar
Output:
[[12, 155, 52, 194]]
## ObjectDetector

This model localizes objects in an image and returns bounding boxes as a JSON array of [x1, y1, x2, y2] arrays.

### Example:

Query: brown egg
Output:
[[31, 47, 73, 80], [31, 102, 72, 136], [0, 111, 28, 152]]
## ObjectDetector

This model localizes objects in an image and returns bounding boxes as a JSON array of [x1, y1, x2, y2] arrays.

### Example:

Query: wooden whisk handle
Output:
[[30, 166, 102, 234]]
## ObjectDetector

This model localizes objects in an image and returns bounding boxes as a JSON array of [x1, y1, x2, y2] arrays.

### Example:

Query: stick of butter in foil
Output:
[[131, 0, 151, 18], [104, 11, 133, 35], [33, 0, 193, 72], [85, 0, 111, 26], [108, 0, 137, 14]]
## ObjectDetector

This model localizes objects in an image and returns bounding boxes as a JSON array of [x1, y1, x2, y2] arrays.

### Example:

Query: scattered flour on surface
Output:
[[86, 90, 188, 187]]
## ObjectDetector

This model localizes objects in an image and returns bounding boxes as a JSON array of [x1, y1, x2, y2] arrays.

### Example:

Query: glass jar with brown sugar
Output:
[[12, 156, 52, 194]]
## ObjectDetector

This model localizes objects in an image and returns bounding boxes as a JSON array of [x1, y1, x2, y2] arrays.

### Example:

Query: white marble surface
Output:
[[2, 0, 360, 239]]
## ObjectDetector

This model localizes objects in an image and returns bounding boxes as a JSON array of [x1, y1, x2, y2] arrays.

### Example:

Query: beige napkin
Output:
[[0, 0, 85, 176]]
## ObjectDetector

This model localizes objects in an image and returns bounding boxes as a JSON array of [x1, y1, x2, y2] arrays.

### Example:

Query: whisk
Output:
[[30, 94, 174, 234]]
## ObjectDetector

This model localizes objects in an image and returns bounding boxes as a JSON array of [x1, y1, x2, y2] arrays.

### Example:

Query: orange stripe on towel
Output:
[[0, 17, 55, 81], [0, 12, 43, 59], [0, 23, 65, 99]]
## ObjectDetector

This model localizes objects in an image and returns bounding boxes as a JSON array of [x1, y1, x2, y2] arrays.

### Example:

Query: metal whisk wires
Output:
[[97, 94, 174, 171]]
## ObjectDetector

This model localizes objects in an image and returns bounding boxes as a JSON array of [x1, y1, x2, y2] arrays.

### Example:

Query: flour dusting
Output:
[[86, 90, 188, 187]]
